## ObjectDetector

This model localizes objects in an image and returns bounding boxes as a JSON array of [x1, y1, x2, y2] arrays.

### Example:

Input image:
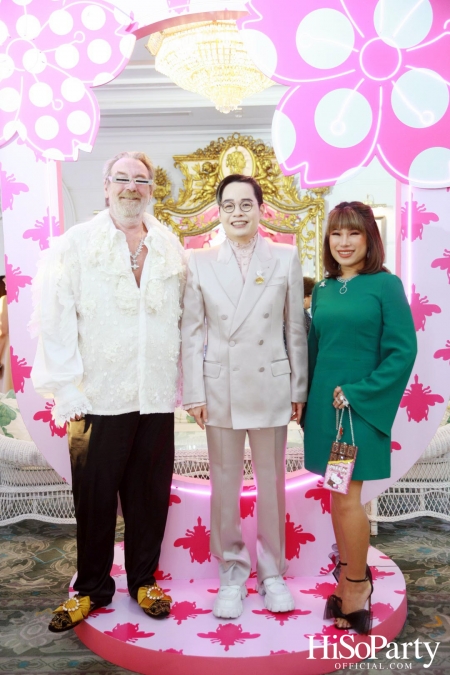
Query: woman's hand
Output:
[[333, 386, 349, 409]]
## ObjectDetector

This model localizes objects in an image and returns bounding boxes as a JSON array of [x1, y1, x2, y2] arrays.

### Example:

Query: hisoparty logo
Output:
[[307, 635, 439, 670]]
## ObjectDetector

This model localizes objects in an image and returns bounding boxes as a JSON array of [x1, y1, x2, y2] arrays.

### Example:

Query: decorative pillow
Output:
[[0, 390, 33, 442]]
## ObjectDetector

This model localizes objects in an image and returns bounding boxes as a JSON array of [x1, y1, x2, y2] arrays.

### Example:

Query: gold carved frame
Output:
[[154, 133, 329, 279]]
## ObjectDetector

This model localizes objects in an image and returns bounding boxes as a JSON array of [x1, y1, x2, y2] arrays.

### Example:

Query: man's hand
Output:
[[291, 402, 305, 425], [188, 405, 208, 430]]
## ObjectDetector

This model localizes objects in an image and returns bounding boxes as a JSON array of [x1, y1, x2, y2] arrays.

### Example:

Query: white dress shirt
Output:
[[31, 209, 185, 427]]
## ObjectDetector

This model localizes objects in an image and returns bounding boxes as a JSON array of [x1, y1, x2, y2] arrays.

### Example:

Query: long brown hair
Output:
[[323, 201, 388, 278]]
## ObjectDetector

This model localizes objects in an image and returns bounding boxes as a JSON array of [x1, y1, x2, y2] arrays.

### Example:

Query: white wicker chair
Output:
[[0, 425, 304, 525], [3, 412, 448, 532], [366, 424, 450, 535], [0, 435, 75, 525]]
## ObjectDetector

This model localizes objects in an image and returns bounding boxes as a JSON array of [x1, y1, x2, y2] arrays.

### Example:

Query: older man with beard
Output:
[[31, 151, 185, 631]]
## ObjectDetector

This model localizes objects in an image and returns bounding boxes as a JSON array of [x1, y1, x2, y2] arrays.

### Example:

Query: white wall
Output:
[[61, 128, 397, 273], [61, 126, 273, 225], [326, 157, 397, 274]]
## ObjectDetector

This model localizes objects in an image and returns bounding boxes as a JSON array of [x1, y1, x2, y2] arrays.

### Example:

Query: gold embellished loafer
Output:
[[137, 584, 172, 619], [48, 594, 93, 633]]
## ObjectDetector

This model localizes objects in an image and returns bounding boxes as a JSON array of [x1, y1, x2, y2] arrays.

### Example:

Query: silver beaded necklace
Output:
[[130, 236, 146, 270], [336, 275, 358, 294]]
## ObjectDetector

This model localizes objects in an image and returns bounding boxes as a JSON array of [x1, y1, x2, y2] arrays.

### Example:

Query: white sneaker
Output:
[[259, 575, 295, 613], [213, 585, 248, 619]]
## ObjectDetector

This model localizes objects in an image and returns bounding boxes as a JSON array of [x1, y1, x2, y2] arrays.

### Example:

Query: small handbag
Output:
[[324, 405, 358, 495]]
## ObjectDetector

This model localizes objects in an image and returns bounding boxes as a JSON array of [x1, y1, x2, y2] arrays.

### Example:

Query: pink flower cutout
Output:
[[0, 164, 29, 210], [23, 208, 61, 250], [400, 374, 444, 422], [33, 400, 67, 437], [409, 284, 441, 331], [240, 1, 450, 187], [434, 339, 450, 364], [431, 249, 450, 283], [10, 348, 32, 393], [400, 198, 439, 241], [5, 256, 32, 304], [0, 1, 135, 161]]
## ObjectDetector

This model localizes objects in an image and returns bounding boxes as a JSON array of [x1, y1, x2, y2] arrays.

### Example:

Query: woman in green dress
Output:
[[304, 202, 417, 634]]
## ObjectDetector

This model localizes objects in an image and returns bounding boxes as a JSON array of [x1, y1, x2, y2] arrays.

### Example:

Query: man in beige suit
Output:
[[182, 174, 308, 619]]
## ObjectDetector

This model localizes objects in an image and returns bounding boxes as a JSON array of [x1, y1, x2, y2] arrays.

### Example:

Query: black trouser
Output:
[[69, 412, 174, 605]]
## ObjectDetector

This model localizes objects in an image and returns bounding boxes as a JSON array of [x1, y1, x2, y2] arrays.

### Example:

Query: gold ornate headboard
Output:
[[154, 132, 329, 279]]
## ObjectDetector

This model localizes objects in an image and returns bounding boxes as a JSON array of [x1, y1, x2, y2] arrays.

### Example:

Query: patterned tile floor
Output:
[[0, 517, 449, 674]]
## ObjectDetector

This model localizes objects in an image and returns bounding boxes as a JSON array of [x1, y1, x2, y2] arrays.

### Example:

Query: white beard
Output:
[[110, 191, 146, 221]]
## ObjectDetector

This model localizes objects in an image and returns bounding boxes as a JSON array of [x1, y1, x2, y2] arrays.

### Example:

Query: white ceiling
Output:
[[94, 37, 288, 133]]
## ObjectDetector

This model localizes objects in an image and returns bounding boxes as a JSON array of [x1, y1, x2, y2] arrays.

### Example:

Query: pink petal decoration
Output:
[[400, 375, 445, 422], [4, 256, 32, 304], [170, 600, 212, 624], [23, 208, 60, 250], [0, 164, 29, 210], [0, 0, 135, 161], [304, 479, 331, 514], [240, 486, 257, 519], [89, 607, 115, 618], [197, 624, 260, 651], [239, 0, 450, 187], [300, 581, 337, 600], [431, 249, 450, 283], [401, 199, 439, 241], [104, 623, 154, 643], [10, 348, 32, 394], [434, 340, 450, 364], [110, 563, 126, 578], [371, 566, 395, 581], [285, 514, 316, 560], [33, 401, 67, 437], [409, 285, 441, 331], [252, 609, 311, 625], [173, 517, 211, 564]]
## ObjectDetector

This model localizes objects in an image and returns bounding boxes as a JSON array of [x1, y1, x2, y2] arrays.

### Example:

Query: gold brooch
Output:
[[255, 270, 265, 284]]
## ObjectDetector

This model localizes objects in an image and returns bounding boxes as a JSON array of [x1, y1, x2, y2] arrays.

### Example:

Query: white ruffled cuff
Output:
[[183, 402, 206, 411], [52, 384, 92, 428]]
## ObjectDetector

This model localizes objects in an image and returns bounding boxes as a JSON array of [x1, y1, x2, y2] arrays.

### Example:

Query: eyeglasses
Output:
[[219, 200, 255, 213], [108, 175, 153, 186]]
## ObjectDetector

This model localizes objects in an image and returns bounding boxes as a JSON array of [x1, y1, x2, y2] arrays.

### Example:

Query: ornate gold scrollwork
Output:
[[154, 132, 329, 279]]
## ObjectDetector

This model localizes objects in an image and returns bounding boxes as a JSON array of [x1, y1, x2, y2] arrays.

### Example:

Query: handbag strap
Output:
[[335, 405, 355, 446]]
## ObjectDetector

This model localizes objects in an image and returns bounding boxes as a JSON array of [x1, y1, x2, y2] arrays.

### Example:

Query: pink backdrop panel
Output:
[[0, 140, 71, 480], [362, 186, 450, 504], [0, 1, 449, 546]]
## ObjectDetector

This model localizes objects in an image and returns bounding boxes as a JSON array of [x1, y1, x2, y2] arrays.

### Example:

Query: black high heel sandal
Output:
[[323, 561, 373, 628], [331, 575, 374, 635], [332, 560, 347, 582], [324, 593, 342, 620]]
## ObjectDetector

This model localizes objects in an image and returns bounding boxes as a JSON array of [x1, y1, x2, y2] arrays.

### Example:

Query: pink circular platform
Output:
[[72, 473, 407, 675]]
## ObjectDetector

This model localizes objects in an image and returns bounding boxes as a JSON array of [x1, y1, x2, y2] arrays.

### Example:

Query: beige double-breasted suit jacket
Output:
[[181, 234, 308, 427]]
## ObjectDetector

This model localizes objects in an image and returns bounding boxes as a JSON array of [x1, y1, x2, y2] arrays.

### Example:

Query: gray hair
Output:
[[102, 151, 155, 182]]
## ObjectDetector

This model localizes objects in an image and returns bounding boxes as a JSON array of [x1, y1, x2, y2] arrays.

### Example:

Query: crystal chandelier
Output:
[[146, 21, 273, 114]]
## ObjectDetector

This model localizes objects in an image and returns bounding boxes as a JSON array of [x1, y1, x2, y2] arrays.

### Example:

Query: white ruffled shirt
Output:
[[31, 210, 186, 427]]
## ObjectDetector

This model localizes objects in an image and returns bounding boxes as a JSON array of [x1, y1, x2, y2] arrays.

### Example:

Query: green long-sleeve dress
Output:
[[304, 272, 417, 481]]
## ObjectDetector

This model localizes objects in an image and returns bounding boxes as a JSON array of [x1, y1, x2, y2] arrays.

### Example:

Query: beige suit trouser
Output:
[[206, 425, 288, 587]]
